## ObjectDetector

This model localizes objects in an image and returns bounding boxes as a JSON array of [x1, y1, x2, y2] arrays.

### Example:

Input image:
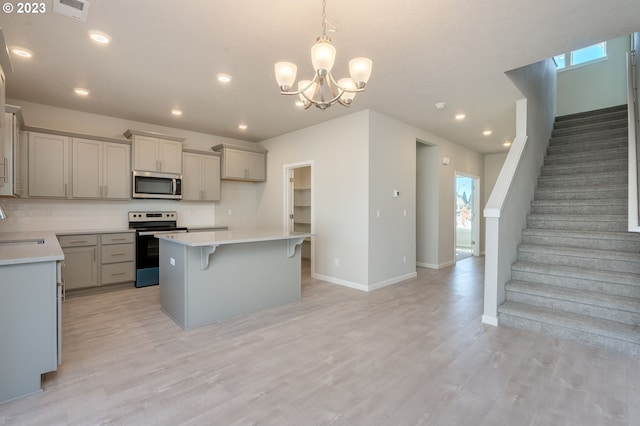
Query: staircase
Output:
[[498, 104, 640, 357]]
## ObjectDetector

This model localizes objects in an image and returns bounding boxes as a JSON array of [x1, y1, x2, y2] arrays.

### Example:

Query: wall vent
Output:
[[53, 0, 90, 22]]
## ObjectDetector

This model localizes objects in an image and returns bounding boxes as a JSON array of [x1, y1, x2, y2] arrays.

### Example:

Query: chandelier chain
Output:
[[321, 0, 327, 39]]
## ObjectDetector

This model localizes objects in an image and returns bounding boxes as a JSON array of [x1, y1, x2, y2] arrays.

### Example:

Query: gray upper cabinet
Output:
[[182, 150, 221, 201], [28, 132, 71, 198], [125, 130, 184, 174], [212, 143, 268, 182], [72, 138, 131, 199]]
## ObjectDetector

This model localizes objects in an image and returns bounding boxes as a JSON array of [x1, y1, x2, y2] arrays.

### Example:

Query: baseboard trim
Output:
[[312, 273, 368, 292], [368, 271, 418, 291], [482, 314, 498, 326], [312, 271, 418, 292], [417, 260, 455, 269]]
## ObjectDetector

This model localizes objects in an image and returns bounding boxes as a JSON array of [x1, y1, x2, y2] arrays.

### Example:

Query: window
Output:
[[554, 42, 607, 70]]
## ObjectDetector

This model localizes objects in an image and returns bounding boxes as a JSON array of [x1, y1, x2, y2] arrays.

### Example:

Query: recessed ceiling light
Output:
[[74, 88, 90, 96], [503, 141, 512, 147], [11, 48, 32, 58], [483, 130, 493, 136], [171, 109, 183, 116], [88, 31, 111, 44], [217, 74, 232, 83], [238, 124, 248, 130], [455, 113, 466, 120]]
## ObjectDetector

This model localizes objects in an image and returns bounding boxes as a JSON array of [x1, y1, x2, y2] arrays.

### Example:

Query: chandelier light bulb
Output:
[[275, 62, 298, 92], [338, 78, 357, 104], [311, 40, 336, 74], [349, 57, 373, 88]]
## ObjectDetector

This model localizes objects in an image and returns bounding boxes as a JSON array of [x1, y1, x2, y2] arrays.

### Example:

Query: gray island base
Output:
[[157, 229, 311, 329]]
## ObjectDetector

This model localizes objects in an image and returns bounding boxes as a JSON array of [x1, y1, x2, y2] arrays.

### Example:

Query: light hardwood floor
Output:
[[1, 257, 639, 425]]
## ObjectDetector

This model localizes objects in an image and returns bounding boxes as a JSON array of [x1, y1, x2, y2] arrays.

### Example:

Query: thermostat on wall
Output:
[[442, 156, 451, 165]]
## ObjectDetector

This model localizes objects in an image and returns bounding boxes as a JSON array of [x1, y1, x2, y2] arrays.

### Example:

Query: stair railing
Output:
[[627, 45, 640, 232]]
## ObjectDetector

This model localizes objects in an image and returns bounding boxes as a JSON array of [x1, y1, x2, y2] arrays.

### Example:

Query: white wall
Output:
[[556, 35, 630, 116], [0, 100, 260, 232], [368, 111, 417, 288], [483, 152, 508, 212], [416, 143, 439, 267], [256, 111, 371, 288]]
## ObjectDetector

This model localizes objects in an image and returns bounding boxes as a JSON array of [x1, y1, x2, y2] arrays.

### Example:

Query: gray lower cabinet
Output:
[[58, 234, 98, 290], [58, 232, 135, 291], [0, 260, 58, 403], [100, 233, 135, 285]]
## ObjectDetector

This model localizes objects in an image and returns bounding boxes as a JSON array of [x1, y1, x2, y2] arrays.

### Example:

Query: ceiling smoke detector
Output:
[[53, 0, 90, 22]]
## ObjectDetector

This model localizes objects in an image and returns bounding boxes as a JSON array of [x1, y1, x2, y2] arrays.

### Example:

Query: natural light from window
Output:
[[554, 42, 607, 70]]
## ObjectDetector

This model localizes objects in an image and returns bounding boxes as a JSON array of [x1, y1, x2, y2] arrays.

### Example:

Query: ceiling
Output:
[[1, 0, 639, 154]]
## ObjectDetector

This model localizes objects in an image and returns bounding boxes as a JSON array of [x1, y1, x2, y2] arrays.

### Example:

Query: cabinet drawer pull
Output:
[[111, 238, 127, 241], [111, 272, 126, 276], [110, 253, 127, 256], [70, 240, 89, 244]]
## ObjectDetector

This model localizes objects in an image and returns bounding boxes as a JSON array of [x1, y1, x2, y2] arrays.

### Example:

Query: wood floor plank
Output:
[[0, 257, 638, 425]]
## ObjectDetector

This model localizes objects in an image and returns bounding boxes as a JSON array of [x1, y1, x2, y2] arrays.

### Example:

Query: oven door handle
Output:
[[138, 230, 188, 236]]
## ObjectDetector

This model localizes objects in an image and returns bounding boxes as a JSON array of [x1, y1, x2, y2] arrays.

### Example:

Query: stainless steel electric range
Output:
[[128, 211, 187, 287]]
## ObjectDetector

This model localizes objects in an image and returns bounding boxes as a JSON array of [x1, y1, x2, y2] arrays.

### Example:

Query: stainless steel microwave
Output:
[[132, 170, 182, 200]]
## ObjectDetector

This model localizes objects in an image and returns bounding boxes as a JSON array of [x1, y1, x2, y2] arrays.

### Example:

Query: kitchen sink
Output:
[[0, 238, 45, 246]]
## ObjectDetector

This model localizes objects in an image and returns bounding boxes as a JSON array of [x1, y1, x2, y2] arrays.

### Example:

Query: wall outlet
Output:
[[170, 257, 176, 266], [376, 209, 381, 218], [403, 256, 407, 264], [334, 258, 340, 267]]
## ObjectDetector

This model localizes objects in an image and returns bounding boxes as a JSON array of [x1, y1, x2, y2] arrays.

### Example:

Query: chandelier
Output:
[[274, 0, 372, 111]]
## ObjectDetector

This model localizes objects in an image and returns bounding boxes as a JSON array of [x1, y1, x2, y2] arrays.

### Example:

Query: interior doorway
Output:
[[284, 162, 313, 275], [455, 173, 480, 261]]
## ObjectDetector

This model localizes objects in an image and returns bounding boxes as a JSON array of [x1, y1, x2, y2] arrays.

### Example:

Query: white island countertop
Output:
[[0, 231, 64, 266], [156, 228, 312, 247]]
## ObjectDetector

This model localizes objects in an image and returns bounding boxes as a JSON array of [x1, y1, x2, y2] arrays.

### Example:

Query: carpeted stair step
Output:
[[529, 199, 627, 215], [511, 261, 640, 298], [517, 244, 640, 274], [552, 118, 627, 138], [521, 229, 640, 253], [540, 158, 627, 176], [554, 104, 628, 123], [553, 109, 628, 130], [544, 146, 628, 166], [505, 280, 640, 326], [526, 213, 628, 232], [547, 137, 627, 154], [537, 170, 627, 188], [498, 301, 639, 357], [534, 185, 626, 200], [549, 127, 628, 146], [551, 118, 628, 138]]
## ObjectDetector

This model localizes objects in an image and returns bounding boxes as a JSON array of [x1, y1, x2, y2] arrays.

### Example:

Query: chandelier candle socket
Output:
[[274, 0, 372, 110]]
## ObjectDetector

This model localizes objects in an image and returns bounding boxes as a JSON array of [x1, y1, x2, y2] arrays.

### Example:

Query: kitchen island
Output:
[[157, 229, 311, 329]]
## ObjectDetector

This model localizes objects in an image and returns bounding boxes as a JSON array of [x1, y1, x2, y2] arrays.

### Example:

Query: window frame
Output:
[[553, 42, 608, 72]]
